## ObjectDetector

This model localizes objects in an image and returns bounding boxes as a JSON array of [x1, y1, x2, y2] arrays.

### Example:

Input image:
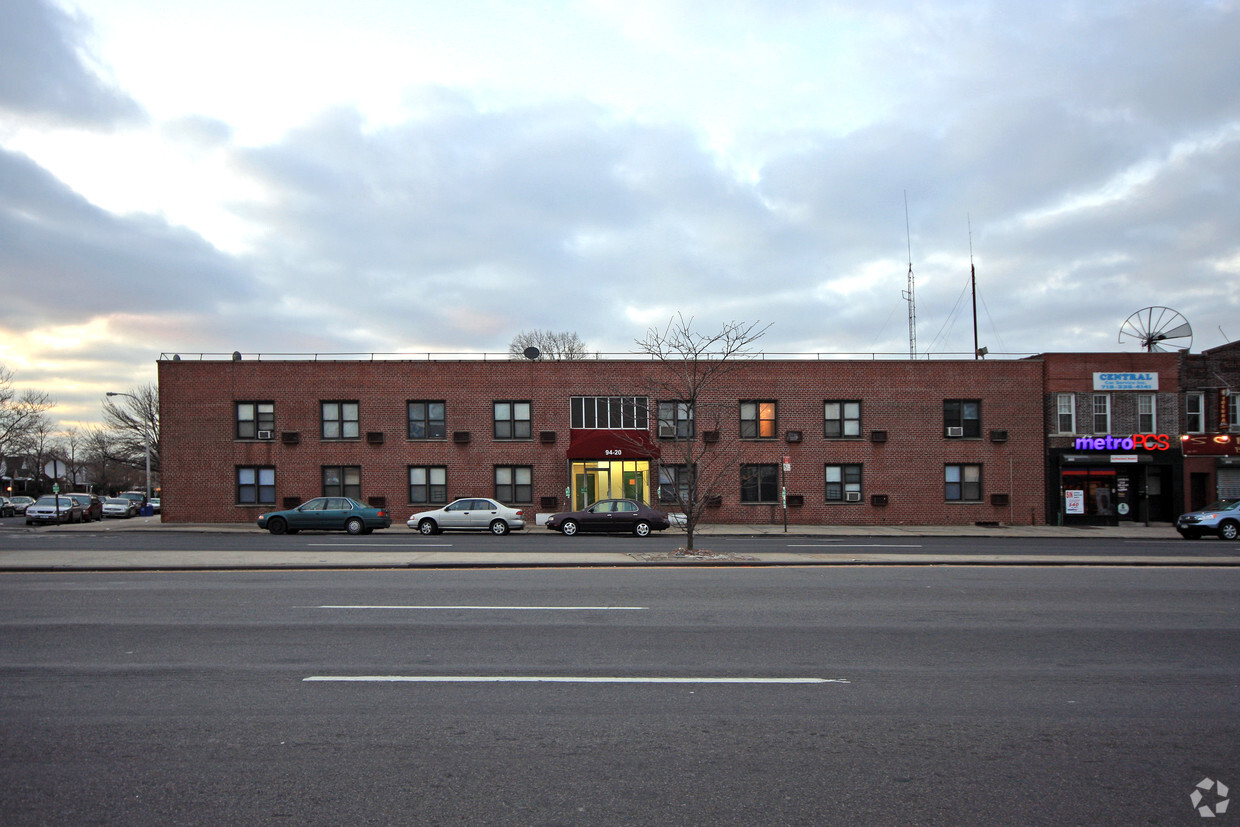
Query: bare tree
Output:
[[509, 330, 590, 361], [101, 384, 160, 490], [0, 365, 55, 464], [635, 314, 771, 551]]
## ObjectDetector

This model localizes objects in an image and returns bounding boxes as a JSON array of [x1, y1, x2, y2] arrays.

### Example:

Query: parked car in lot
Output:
[[0, 497, 14, 517], [407, 498, 525, 535], [545, 498, 671, 537], [148, 497, 161, 514], [119, 491, 148, 510], [257, 497, 392, 535], [66, 495, 102, 520], [1176, 499, 1240, 540], [67, 493, 103, 522], [8, 496, 35, 515], [103, 498, 139, 518], [25, 496, 84, 525]]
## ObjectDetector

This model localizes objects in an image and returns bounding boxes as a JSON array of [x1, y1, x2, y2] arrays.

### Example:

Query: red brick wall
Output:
[[159, 357, 1047, 526]]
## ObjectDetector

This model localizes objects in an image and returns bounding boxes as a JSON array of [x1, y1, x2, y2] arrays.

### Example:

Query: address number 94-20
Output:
[[604, 449, 624, 456]]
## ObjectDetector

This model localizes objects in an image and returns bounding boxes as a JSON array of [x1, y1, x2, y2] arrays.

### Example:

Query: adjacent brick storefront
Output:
[[159, 355, 1048, 526]]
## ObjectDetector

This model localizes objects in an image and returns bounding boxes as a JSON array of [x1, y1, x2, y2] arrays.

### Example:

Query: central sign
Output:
[[1093, 372, 1159, 391]]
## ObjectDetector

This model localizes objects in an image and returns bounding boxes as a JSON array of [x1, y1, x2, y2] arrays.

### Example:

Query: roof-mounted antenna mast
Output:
[[902, 192, 918, 359], [969, 215, 979, 360]]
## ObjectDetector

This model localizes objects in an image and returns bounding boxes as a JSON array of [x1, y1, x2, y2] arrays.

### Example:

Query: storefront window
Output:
[[1062, 468, 1119, 518], [570, 460, 651, 510]]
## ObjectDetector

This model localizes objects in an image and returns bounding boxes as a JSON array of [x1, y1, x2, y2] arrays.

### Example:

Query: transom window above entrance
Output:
[[571, 396, 650, 430]]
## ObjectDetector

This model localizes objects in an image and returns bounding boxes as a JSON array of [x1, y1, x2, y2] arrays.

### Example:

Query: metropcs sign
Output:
[[1073, 434, 1172, 451]]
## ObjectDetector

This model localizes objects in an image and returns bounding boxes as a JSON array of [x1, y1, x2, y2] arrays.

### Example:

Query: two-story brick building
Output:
[[1179, 340, 1240, 508], [1038, 352, 1182, 526], [157, 354, 1048, 526]]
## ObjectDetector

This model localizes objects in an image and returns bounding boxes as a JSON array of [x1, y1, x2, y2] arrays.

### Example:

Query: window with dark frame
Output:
[[495, 465, 532, 503], [658, 464, 694, 504], [237, 466, 275, 505], [321, 401, 360, 439], [236, 402, 274, 439], [657, 401, 695, 439], [824, 401, 861, 438], [740, 463, 779, 503], [407, 401, 446, 440], [945, 464, 982, 501], [322, 466, 362, 499], [493, 401, 532, 440], [825, 464, 862, 502], [740, 401, 777, 439], [408, 466, 447, 504], [943, 399, 981, 438]]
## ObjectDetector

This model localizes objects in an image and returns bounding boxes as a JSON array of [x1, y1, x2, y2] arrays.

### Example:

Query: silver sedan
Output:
[[407, 498, 525, 535]]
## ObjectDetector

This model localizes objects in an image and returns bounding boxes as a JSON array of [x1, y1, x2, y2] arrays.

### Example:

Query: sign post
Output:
[[781, 456, 791, 533]]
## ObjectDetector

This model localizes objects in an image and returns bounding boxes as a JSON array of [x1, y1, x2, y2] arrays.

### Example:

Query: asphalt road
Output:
[[2, 567, 1237, 825]]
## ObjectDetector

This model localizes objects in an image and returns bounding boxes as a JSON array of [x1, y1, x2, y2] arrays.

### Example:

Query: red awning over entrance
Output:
[[566, 429, 661, 460]]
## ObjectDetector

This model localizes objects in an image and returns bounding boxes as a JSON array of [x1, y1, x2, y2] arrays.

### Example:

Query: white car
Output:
[[103, 498, 138, 518], [25, 496, 84, 525], [407, 498, 525, 535]]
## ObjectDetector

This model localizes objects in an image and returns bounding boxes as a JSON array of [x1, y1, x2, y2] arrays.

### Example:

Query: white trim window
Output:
[[1092, 394, 1111, 434], [1056, 394, 1075, 434], [1185, 392, 1204, 433], [1137, 394, 1156, 433]]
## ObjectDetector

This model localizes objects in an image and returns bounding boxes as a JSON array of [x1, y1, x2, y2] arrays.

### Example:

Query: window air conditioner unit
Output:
[[785, 430, 802, 443], [256, 430, 273, 440], [870, 494, 889, 506], [845, 491, 862, 502], [989, 429, 1009, 443], [786, 494, 804, 507], [946, 426, 965, 438], [870, 430, 888, 443], [280, 431, 300, 445], [658, 424, 677, 438], [453, 431, 471, 444], [702, 430, 721, 443], [990, 493, 1010, 506], [539, 431, 557, 444], [366, 431, 385, 444]]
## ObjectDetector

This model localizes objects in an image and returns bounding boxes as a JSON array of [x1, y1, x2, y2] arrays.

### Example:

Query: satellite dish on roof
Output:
[[523, 346, 541, 361], [1118, 306, 1193, 352]]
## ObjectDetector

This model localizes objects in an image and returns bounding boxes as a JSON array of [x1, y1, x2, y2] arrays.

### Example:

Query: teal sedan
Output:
[[257, 497, 392, 535]]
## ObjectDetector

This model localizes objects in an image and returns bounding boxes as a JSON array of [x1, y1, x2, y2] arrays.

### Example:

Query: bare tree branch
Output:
[[634, 314, 771, 550], [509, 330, 590, 361]]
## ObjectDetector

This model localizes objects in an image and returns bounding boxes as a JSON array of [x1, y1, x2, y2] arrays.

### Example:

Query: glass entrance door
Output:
[[569, 460, 651, 510]]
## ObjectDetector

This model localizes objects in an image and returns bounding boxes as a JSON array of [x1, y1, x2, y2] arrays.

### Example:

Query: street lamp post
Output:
[[106, 392, 151, 502]]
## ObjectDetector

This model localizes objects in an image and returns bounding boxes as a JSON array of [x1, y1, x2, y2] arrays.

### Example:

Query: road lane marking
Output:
[[303, 676, 847, 684], [308, 543, 454, 547], [788, 544, 923, 549], [317, 605, 648, 610]]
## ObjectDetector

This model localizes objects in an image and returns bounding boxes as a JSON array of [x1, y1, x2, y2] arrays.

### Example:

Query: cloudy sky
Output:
[[2, 0, 1238, 428]]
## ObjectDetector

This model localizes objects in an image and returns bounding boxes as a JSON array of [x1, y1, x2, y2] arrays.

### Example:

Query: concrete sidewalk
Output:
[[3, 516, 1238, 570]]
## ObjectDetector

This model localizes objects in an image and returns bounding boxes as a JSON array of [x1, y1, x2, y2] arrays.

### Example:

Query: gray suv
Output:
[[1176, 499, 1240, 540]]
